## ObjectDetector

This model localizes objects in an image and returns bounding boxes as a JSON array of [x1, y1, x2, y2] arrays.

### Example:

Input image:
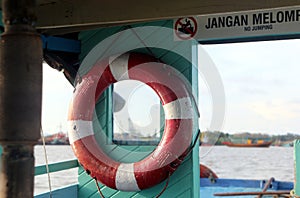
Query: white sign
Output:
[[174, 6, 300, 41]]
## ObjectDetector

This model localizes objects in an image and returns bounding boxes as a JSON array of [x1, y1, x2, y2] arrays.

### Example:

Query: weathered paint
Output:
[[201, 178, 293, 190], [33, 1, 300, 31]]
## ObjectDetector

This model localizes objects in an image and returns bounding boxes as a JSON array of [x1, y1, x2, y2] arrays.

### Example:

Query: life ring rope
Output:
[[68, 53, 195, 191]]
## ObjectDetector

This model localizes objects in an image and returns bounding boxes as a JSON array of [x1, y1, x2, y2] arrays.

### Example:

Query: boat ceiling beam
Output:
[[33, 0, 300, 34]]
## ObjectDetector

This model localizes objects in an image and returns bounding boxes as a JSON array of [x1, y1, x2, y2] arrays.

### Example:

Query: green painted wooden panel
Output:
[[35, 184, 78, 198], [78, 155, 194, 198], [77, 19, 199, 198], [294, 139, 300, 196], [35, 159, 78, 176]]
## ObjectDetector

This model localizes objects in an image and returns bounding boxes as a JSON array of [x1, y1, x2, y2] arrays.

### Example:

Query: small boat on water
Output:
[[222, 140, 272, 148], [201, 177, 293, 197]]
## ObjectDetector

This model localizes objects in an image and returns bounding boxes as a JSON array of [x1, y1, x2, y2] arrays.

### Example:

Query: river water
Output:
[[200, 146, 294, 182], [34, 145, 77, 195], [34, 145, 294, 195]]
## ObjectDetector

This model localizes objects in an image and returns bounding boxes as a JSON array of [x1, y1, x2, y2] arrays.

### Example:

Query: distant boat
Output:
[[222, 140, 272, 148], [37, 132, 69, 145]]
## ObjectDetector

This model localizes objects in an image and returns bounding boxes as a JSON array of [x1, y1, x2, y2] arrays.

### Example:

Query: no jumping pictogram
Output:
[[174, 17, 198, 40]]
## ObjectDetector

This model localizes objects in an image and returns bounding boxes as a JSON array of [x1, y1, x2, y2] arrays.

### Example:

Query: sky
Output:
[[199, 39, 300, 135], [42, 39, 300, 136], [113, 80, 161, 137], [42, 64, 73, 135]]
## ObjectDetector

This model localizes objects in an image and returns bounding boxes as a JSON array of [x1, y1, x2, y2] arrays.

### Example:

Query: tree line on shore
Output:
[[200, 131, 300, 146]]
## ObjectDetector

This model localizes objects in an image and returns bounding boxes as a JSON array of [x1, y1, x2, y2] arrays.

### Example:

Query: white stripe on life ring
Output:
[[163, 97, 193, 119], [109, 53, 130, 81], [67, 120, 94, 144], [115, 163, 140, 191]]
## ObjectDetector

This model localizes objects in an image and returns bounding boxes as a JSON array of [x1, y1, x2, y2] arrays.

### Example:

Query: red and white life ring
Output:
[[68, 53, 194, 191]]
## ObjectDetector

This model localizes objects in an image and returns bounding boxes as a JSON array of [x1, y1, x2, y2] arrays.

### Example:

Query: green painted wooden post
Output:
[[294, 140, 300, 196], [77, 20, 199, 198]]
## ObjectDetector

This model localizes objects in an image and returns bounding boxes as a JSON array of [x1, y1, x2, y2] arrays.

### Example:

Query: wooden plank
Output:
[[214, 190, 290, 196], [34, 0, 300, 30], [200, 178, 293, 190], [78, 167, 93, 189], [35, 184, 78, 198], [35, 159, 78, 176], [177, 189, 192, 198], [294, 139, 300, 196]]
